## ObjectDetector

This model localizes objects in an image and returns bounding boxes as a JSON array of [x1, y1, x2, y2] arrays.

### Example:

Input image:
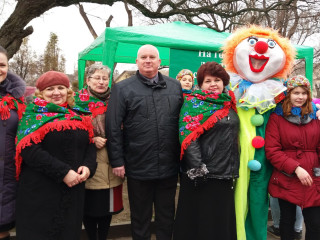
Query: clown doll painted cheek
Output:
[[233, 37, 286, 83]]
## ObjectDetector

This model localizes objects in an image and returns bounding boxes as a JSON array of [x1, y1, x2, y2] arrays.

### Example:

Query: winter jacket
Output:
[[16, 129, 96, 240], [106, 71, 183, 180], [265, 113, 320, 208], [0, 72, 25, 228], [181, 108, 240, 179], [85, 88, 123, 190], [86, 132, 123, 189]]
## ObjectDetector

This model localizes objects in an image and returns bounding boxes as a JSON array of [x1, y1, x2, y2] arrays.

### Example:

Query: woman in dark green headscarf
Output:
[[174, 61, 240, 240]]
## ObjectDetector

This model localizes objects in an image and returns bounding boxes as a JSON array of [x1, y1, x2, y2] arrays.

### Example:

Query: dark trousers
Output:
[[173, 174, 236, 240], [83, 215, 112, 240], [279, 199, 320, 240], [127, 175, 178, 240]]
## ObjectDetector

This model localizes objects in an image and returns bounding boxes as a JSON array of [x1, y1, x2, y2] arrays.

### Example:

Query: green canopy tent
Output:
[[78, 21, 313, 89]]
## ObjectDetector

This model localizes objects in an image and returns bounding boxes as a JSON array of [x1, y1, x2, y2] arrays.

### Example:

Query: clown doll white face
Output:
[[233, 36, 286, 83]]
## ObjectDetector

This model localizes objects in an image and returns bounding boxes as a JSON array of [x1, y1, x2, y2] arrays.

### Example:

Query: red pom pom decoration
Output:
[[254, 41, 268, 54], [252, 136, 265, 148]]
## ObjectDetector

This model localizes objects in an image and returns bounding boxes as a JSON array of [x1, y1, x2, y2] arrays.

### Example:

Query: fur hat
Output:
[[286, 75, 310, 91], [36, 71, 70, 91]]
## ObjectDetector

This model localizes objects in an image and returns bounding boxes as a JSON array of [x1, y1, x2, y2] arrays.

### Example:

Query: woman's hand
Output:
[[295, 166, 313, 187], [113, 166, 125, 178], [63, 170, 80, 187], [77, 166, 90, 183], [93, 136, 107, 149]]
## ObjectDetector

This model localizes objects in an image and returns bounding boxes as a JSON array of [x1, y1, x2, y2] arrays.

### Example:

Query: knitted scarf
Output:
[[179, 89, 237, 159], [15, 97, 94, 179], [74, 88, 108, 119], [274, 102, 317, 119], [0, 94, 25, 120]]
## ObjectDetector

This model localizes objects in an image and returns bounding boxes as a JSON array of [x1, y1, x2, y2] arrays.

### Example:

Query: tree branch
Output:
[[78, 4, 98, 39]]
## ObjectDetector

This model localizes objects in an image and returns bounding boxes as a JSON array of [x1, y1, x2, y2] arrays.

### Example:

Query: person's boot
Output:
[[294, 230, 302, 240], [267, 225, 280, 238]]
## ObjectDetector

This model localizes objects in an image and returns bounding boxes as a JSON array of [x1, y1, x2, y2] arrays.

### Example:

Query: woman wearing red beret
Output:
[[15, 71, 97, 240]]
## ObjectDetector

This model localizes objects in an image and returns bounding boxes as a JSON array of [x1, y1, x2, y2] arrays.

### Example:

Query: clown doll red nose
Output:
[[254, 41, 269, 54]]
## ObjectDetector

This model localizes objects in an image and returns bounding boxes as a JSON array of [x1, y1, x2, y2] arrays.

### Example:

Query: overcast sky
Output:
[[2, 2, 137, 73], [2, 1, 318, 74]]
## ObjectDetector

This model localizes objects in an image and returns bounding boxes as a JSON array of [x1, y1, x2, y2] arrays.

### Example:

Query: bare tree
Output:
[[2, 0, 312, 59], [78, 0, 132, 40], [78, 4, 98, 39], [9, 37, 40, 85]]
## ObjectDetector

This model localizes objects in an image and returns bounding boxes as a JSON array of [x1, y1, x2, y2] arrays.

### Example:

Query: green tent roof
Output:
[[78, 22, 313, 88]]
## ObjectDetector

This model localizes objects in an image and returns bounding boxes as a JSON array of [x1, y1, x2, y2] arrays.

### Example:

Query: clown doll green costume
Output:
[[222, 25, 296, 240]]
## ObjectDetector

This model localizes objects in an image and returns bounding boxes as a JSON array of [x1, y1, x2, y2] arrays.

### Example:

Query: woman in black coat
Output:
[[0, 46, 25, 240], [15, 71, 96, 240], [173, 62, 239, 240]]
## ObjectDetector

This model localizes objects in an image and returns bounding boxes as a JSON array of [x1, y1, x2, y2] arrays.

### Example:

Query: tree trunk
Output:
[[0, 0, 117, 58]]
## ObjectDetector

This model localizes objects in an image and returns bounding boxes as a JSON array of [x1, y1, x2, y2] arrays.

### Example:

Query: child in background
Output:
[[176, 69, 194, 97]]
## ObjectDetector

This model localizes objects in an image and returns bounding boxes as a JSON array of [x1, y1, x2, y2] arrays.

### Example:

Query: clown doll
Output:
[[222, 25, 296, 240]]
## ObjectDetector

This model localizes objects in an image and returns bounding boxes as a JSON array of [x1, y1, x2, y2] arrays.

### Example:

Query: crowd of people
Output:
[[1, 40, 320, 240]]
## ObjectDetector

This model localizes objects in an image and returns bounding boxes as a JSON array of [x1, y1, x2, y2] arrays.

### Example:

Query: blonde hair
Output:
[[222, 25, 296, 79], [35, 88, 75, 107]]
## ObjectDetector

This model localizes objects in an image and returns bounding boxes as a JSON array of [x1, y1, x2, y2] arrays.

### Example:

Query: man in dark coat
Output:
[[106, 44, 183, 240]]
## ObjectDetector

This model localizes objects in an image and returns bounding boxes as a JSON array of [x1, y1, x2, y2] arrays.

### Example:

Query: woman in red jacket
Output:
[[265, 75, 320, 240]]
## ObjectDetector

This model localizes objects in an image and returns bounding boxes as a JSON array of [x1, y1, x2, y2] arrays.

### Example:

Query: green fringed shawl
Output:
[[179, 89, 237, 159]]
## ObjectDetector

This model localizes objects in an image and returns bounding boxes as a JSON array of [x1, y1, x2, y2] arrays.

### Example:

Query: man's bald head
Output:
[[136, 44, 161, 79]]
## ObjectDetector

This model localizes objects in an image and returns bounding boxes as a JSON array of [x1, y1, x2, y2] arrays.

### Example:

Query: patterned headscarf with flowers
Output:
[[15, 98, 94, 179], [74, 88, 108, 119], [0, 94, 25, 120], [176, 69, 194, 81], [274, 75, 316, 119], [286, 75, 311, 92], [179, 89, 237, 159]]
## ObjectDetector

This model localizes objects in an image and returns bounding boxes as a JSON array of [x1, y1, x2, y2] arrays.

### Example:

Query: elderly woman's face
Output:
[[201, 75, 224, 94], [0, 52, 8, 83], [86, 69, 109, 94], [42, 85, 68, 105]]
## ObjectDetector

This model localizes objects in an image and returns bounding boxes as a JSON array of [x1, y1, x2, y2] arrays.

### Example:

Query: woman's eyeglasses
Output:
[[89, 76, 109, 82]]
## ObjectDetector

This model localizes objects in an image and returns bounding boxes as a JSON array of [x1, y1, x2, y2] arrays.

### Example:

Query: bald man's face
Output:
[[136, 46, 161, 78]]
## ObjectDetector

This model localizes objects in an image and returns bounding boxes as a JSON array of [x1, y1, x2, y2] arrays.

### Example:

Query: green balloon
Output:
[[250, 114, 264, 126]]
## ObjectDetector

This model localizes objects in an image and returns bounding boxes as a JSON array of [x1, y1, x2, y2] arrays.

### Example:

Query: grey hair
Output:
[[86, 63, 111, 78]]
